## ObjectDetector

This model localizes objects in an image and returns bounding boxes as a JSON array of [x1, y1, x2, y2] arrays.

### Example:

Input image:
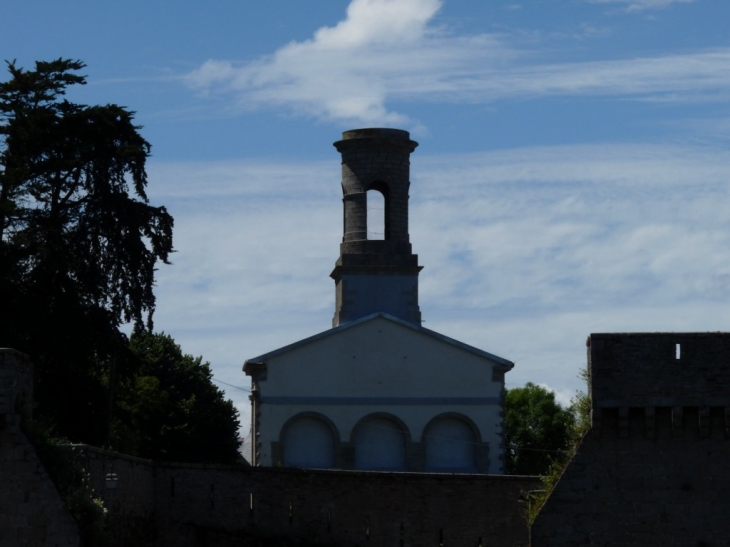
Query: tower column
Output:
[[343, 192, 367, 242]]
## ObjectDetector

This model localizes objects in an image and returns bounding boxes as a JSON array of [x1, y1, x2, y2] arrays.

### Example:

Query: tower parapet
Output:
[[331, 128, 422, 327], [589, 333, 730, 438]]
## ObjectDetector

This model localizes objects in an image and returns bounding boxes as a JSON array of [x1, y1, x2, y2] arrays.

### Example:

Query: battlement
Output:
[[588, 333, 730, 436], [589, 333, 730, 407], [591, 405, 730, 439]]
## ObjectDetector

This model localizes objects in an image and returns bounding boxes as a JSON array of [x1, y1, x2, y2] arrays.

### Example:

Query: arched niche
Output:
[[353, 414, 409, 471], [423, 414, 479, 472], [281, 413, 337, 469]]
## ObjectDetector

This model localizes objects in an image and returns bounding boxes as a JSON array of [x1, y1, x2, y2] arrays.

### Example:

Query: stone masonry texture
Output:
[[0, 349, 80, 547], [76, 445, 156, 547], [152, 465, 539, 547], [72, 450, 538, 546], [68, 451, 540, 546]]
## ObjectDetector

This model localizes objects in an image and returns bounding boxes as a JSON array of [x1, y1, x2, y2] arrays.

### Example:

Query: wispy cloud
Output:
[[586, 0, 697, 13], [184, 0, 725, 127], [416, 49, 730, 103]]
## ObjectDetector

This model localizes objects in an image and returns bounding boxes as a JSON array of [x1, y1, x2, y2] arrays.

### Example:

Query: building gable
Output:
[[244, 312, 512, 386]]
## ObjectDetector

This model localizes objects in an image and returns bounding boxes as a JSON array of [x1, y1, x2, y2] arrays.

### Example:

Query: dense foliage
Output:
[[503, 382, 574, 476], [113, 332, 241, 463], [521, 369, 593, 524], [0, 59, 240, 464]]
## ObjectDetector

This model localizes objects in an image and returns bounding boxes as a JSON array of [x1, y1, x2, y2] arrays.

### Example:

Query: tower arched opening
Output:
[[367, 181, 390, 241]]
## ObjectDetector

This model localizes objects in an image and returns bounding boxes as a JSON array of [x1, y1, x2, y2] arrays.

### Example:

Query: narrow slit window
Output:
[[676, 343, 681, 360]]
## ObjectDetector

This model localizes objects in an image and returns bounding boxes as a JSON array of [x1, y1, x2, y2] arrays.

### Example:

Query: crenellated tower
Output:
[[531, 332, 730, 545], [331, 128, 422, 327]]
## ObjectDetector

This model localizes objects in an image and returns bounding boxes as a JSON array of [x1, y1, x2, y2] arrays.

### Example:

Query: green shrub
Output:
[[524, 367, 592, 525]]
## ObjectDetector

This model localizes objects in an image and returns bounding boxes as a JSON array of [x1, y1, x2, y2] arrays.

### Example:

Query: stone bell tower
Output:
[[331, 128, 422, 327]]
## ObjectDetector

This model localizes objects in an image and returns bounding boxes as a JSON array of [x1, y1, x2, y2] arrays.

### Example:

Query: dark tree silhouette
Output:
[[0, 59, 174, 443], [112, 332, 241, 463]]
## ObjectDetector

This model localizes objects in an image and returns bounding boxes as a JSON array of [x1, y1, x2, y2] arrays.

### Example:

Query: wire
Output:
[[211, 377, 251, 393]]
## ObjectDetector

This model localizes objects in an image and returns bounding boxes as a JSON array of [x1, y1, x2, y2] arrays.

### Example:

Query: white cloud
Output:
[[312, 0, 441, 47], [537, 384, 576, 408], [186, 0, 452, 126], [184, 0, 728, 127], [146, 141, 730, 430], [587, 0, 697, 13]]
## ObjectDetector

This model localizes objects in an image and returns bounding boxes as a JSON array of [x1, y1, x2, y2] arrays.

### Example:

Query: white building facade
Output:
[[244, 129, 513, 474]]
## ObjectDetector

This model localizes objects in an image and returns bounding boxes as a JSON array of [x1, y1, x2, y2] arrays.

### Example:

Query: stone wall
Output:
[[589, 332, 730, 409], [0, 349, 80, 547], [77, 448, 538, 546], [153, 464, 539, 547], [531, 333, 730, 546], [75, 445, 156, 546]]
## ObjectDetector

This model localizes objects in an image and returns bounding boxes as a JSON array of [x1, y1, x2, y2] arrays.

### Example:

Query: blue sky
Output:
[[4, 0, 730, 428]]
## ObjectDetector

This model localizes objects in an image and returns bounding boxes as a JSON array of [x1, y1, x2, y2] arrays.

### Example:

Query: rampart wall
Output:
[[531, 333, 730, 546], [74, 442, 540, 547], [152, 464, 538, 547], [0, 349, 79, 547], [75, 445, 156, 546], [79, 453, 539, 547]]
